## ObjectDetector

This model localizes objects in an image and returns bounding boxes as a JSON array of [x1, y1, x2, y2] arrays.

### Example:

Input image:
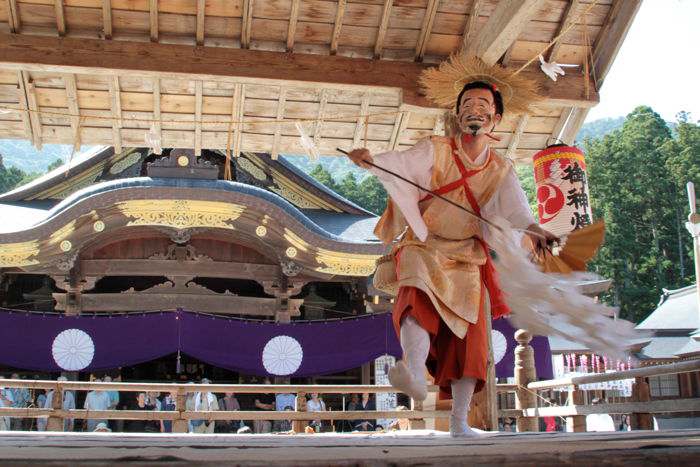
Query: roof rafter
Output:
[[102, 0, 112, 40], [196, 0, 205, 46], [415, 0, 439, 62], [374, 0, 393, 59], [54, 0, 66, 37], [461, 0, 483, 51], [467, 0, 545, 65], [149, 0, 158, 42], [287, 0, 300, 52], [547, 0, 581, 63], [330, 0, 347, 55]]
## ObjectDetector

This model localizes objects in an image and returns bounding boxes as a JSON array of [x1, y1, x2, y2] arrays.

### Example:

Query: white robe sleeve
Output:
[[481, 167, 536, 231], [368, 139, 434, 241]]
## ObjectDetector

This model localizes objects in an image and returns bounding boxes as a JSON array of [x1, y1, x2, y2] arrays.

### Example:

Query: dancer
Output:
[[345, 57, 555, 437]]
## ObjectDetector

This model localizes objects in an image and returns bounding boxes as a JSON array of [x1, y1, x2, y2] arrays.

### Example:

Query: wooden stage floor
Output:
[[1, 429, 699, 466]]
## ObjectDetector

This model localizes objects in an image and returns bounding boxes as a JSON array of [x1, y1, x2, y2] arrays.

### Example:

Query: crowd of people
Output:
[[0, 373, 391, 434]]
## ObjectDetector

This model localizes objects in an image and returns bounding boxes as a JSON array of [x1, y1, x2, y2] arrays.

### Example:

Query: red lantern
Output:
[[533, 145, 593, 236]]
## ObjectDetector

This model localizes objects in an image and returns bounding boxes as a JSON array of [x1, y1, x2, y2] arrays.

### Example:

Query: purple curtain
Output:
[[0, 308, 552, 379]]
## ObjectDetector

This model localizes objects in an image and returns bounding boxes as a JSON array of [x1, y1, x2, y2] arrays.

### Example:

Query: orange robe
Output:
[[375, 136, 515, 398]]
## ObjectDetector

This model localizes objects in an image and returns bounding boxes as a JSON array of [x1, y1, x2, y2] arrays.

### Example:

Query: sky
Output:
[[585, 0, 700, 123]]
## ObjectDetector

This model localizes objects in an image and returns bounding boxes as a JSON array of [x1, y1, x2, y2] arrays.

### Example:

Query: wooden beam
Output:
[[194, 80, 203, 156], [0, 33, 599, 109], [591, 0, 642, 87], [467, 0, 545, 65], [286, 0, 300, 52], [241, 0, 253, 49], [557, 0, 642, 144], [547, 0, 580, 63], [313, 88, 328, 147], [388, 109, 407, 150], [149, 0, 158, 42], [79, 259, 282, 282], [353, 93, 371, 148], [102, 0, 112, 40], [15, 71, 35, 143], [20, 71, 42, 149], [549, 107, 572, 145], [63, 73, 80, 150], [415, 0, 439, 62], [6, 0, 19, 33], [108, 75, 122, 152], [505, 114, 529, 159], [461, 0, 482, 51], [374, 0, 393, 59], [330, 0, 346, 55], [271, 87, 287, 160], [152, 77, 162, 154], [233, 84, 245, 157], [54, 0, 66, 37], [196, 0, 205, 46]]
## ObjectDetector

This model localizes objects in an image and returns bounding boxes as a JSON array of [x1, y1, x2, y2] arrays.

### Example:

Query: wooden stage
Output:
[[1, 429, 699, 466]]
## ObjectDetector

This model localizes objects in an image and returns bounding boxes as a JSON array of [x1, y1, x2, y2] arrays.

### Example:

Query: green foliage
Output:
[[585, 106, 697, 323], [46, 158, 64, 172], [308, 163, 387, 215], [515, 163, 538, 217], [0, 155, 26, 194]]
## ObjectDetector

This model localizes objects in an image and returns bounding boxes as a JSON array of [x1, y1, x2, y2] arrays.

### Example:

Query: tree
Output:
[[356, 175, 388, 215], [46, 158, 64, 172], [309, 164, 337, 192], [0, 155, 27, 194], [585, 106, 690, 323]]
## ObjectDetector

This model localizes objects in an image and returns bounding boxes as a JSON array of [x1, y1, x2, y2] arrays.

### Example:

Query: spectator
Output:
[[345, 393, 360, 432], [38, 376, 75, 432], [193, 378, 219, 434], [102, 376, 119, 432], [586, 397, 615, 432], [253, 378, 274, 434], [306, 393, 326, 432], [273, 392, 295, 432], [185, 383, 196, 433], [84, 377, 111, 432], [354, 393, 375, 431], [276, 406, 294, 433], [146, 391, 162, 411], [501, 417, 516, 432], [0, 379, 14, 431], [160, 391, 177, 433], [93, 422, 112, 433], [218, 391, 242, 433], [8, 373, 30, 430], [619, 414, 631, 432], [542, 399, 561, 432], [126, 392, 155, 432]]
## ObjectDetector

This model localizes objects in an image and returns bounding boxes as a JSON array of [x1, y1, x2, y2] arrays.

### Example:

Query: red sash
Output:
[[419, 138, 511, 319]]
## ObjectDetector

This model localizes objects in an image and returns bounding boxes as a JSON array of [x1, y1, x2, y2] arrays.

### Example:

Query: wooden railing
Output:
[[504, 330, 700, 432], [0, 380, 458, 432]]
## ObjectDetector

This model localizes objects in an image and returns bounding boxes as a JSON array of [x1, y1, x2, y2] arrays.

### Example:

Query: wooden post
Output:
[[172, 387, 188, 433], [566, 386, 586, 432], [46, 383, 65, 431], [631, 376, 653, 430], [514, 329, 538, 432], [410, 398, 425, 430]]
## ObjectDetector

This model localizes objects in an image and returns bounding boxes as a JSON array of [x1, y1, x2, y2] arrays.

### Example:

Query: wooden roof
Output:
[[0, 0, 641, 163]]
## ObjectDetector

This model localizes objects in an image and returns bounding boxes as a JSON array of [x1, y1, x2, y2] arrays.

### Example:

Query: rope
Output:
[[510, 0, 600, 77]]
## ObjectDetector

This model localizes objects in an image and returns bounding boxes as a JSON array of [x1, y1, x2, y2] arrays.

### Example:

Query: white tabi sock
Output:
[[388, 316, 430, 401], [450, 376, 479, 438], [400, 316, 430, 384]]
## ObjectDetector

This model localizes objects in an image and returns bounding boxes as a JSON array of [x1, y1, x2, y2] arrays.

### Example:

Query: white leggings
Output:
[[399, 315, 477, 419]]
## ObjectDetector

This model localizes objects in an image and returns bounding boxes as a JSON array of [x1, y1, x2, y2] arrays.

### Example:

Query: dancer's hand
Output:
[[346, 148, 374, 169], [526, 223, 558, 253]]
